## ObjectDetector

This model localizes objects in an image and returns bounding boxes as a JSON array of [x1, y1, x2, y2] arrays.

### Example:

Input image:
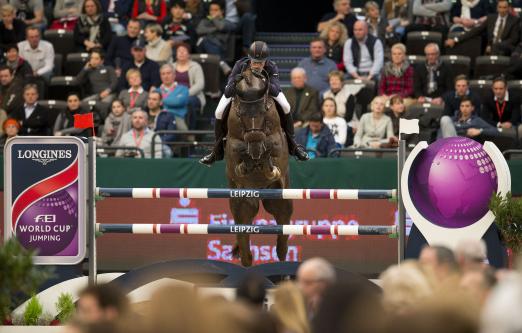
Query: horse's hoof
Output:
[[232, 244, 240, 258]]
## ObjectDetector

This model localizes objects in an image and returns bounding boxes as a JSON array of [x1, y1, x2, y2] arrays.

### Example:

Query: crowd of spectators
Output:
[[1, 0, 522, 158], [61, 243, 522, 333]]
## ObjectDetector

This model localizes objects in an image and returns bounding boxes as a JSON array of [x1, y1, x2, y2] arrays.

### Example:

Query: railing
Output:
[[96, 146, 145, 158], [151, 130, 213, 158], [328, 148, 398, 158], [502, 149, 522, 159]]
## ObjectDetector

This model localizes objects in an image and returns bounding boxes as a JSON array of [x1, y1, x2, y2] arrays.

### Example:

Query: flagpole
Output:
[[398, 138, 406, 264]]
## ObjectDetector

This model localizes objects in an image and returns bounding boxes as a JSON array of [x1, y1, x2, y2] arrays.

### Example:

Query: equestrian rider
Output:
[[199, 41, 310, 166]]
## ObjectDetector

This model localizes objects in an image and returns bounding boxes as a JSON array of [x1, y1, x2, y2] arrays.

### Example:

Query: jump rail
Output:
[[95, 188, 397, 200], [96, 223, 397, 236]]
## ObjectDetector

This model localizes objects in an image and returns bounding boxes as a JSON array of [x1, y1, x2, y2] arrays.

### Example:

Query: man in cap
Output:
[[117, 38, 161, 91], [200, 40, 309, 166]]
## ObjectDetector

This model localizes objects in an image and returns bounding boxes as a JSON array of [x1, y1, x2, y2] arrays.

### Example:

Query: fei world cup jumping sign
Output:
[[4, 137, 86, 265]]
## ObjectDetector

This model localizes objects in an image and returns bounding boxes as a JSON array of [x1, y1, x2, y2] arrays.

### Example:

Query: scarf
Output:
[[384, 60, 410, 78], [426, 60, 441, 94], [80, 14, 102, 42], [460, 0, 480, 19]]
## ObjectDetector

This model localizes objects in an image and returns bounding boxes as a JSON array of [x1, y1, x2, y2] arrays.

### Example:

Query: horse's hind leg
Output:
[[229, 197, 259, 267], [262, 198, 293, 262]]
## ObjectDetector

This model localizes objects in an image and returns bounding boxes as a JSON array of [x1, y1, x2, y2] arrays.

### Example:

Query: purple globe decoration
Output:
[[408, 137, 498, 228]]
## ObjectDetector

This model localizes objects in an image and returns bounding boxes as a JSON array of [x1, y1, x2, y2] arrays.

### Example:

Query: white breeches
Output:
[[214, 92, 291, 119]]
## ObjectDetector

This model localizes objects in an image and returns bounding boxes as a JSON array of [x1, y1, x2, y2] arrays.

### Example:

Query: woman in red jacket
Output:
[[131, 0, 167, 25]]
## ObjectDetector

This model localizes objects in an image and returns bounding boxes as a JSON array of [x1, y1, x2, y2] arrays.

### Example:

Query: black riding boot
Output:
[[199, 119, 225, 166], [282, 113, 309, 161]]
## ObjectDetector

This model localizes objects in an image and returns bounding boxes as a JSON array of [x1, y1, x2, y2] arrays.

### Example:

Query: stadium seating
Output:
[[406, 31, 442, 55], [440, 55, 471, 81], [65, 53, 90, 76], [44, 29, 75, 56], [474, 56, 510, 79]]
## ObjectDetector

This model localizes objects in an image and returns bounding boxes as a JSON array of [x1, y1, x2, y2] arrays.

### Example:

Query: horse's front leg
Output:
[[229, 197, 259, 267]]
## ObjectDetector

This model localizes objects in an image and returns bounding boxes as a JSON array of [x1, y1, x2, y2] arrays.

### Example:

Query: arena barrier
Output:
[[95, 223, 398, 236], [96, 188, 397, 200]]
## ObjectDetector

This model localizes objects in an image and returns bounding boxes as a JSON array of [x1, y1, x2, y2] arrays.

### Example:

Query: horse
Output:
[[225, 66, 292, 267]]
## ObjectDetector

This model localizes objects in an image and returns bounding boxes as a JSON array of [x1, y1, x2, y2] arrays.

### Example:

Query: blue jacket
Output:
[[224, 57, 281, 98], [118, 58, 161, 91], [452, 114, 500, 137], [153, 111, 177, 143], [295, 124, 337, 158], [157, 84, 189, 118]]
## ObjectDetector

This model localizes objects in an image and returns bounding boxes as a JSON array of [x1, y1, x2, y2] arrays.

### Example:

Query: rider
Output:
[[199, 41, 310, 166]]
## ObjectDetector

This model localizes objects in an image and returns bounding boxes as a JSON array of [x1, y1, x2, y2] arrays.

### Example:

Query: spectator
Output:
[[440, 96, 499, 138], [270, 282, 311, 333], [0, 65, 24, 115], [445, 0, 520, 56], [146, 90, 176, 145], [101, 99, 131, 146], [407, 0, 452, 36], [2, 44, 33, 82], [17, 26, 54, 80], [378, 43, 414, 102], [118, 68, 148, 111], [286, 67, 320, 128], [102, 0, 134, 36], [353, 96, 395, 148], [379, 260, 434, 315], [223, 0, 257, 54], [12, 83, 51, 135], [0, 4, 26, 51], [343, 20, 384, 81], [295, 112, 337, 158], [419, 245, 460, 282], [298, 38, 337, 93], [53, 0, 83, 20], [184, 0, 206, 28], [195, 1, 235, 60], [296, 257, 336, 318], [481, 77, 520, 134], [10, 0, 46, 29], [454, 238, 488, 273], [442, 75, 482, 117], [381, 0, 409, 39], [319, 21, 348, 71], [75, 49, 118, 105], [106, 19, 141, 68], [385, 95, 406, 137], [0, 118, 20, 145], [73, 0, 112, 51], [118, 38, 161, 91], [321, 97, 347, 147], [162, 0, 197, 50], [365, 1, 390, 43], [449, 0, 489, 32], [144, 23, 172, 65], [131, 0, 167, 25], [236, 273, 267, 309], [317, 0, 357, 38], [156, 63, 189, 130], [54, 92, 98, 137], [172, 43, 205, 129], [322, 70, 358, 120], [481, 273, 522, 333], [116, 109, 162, 158], [77, 283, 129, 323], [459, 267, 496, 306], [413, 43, 453, 105]]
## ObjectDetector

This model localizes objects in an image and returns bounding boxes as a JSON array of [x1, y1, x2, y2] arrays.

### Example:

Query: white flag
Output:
[[399, 118, 419, 135]]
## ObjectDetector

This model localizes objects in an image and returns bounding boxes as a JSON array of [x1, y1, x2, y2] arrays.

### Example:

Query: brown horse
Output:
[[225, 67, 292, 267]]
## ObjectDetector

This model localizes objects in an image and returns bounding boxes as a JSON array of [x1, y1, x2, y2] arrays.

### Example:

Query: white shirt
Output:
[[493, 15, 507, 42], [24, 103, 37, 119], [323, 116, 348, 146], [17, 40, 55, 76]]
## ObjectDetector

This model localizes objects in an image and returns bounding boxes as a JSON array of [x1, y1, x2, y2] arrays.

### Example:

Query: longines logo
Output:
[[17, 150, 73, 165]]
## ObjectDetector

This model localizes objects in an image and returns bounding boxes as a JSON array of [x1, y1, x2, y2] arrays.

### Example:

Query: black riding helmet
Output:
[[248, 41, 269, 62]]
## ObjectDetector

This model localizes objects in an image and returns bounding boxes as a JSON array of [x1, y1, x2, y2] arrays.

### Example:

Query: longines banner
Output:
[[4, 137, 86, 264]]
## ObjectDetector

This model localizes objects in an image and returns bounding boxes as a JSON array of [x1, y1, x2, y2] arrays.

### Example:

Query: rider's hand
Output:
[[234, 74, 243, 84]]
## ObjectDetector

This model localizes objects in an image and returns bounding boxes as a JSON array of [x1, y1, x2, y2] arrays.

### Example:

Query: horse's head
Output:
[[235, 67, 270, 160]]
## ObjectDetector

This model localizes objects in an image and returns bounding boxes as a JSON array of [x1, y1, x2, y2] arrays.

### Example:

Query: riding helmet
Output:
[[248, 41, 269, 62]]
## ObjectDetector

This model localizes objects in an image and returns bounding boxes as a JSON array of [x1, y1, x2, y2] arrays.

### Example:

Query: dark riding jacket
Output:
[[224, 57, 282, 98]]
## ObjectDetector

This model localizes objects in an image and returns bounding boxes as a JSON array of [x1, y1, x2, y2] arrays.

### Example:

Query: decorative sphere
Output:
[[408, 137, 497, 228], [16, 188, 77, 255]]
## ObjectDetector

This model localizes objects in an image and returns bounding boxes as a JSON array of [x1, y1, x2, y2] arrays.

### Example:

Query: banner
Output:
[[4, 137, 86, 264]]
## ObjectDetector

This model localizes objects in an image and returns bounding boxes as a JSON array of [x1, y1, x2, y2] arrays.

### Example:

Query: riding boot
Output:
[[282, 113, 309, 161], [199, 119, 225, 166]]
